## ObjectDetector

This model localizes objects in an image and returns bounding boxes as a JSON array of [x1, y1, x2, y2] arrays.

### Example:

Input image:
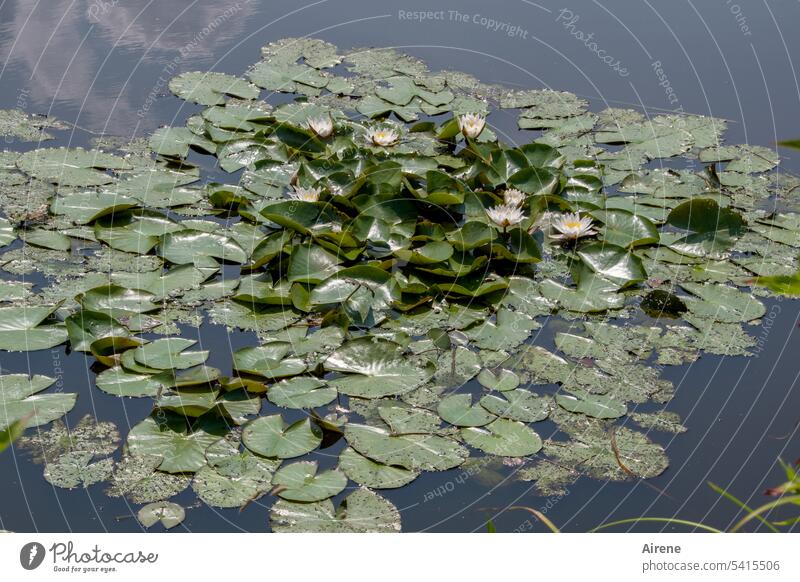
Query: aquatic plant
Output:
[[0, 37, 796, 531]]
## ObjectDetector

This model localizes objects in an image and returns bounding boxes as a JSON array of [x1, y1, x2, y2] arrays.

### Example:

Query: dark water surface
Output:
[[1, 0, 800, 532]]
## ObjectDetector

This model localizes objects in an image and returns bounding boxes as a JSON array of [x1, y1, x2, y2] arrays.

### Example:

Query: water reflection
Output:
[[0, 0, 257, 132]]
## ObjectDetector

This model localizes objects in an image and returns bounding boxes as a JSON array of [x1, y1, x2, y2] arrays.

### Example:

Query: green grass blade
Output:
[[590, 517, 721, 533], [707, 481, 779, 533]]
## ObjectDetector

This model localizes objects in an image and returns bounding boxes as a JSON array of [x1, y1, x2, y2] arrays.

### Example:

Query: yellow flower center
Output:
[[564, 221, 582, 229]]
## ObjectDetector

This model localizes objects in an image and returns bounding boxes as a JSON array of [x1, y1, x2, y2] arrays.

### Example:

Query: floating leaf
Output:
[[344, 424, 468, 471], [169, 71, 260, 105], [127, 414, 226, 473], [242, 414, 322, 459], [461, 419, 542, 457], [105, 454, 190, 503], [137, 501, 185, 529], [271, 460, 347, 502], [555, 389, 627, 419], [680, 282, 766, 323], [438, 393, 496, 427], [132, 338, 209, 370], [325, 337, 433, 398], [479, 389, 550, 423], [267, 377, 336, 409], [270, 488, 401, 533], [17, 147, 131, 186], [476, 369, 520, 392], [0, 304, 68, 352], [338, 447, 419, 489], [0, 373, 76, 431], [43, 451, 114, 489]]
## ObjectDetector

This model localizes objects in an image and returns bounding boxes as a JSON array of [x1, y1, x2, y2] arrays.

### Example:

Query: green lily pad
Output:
[[169, 71, 260, 105], [132, 338, 209, 370], [137, 501, 185, 529], [267, 377, 337, 409], [77, 285, 158, 318], [127, 414, 226, 473], [461, 419, 543, 457], [555, 389, 627, 419], [149, 127, 215, 158], [680, 282, 766, 322], [270, 488, 401, 533], [438, 393, 496, 427], [0, 374, 76, 430], [158, 230, 247, 264], [479, 389, 550, 423], [17, 147, 131, 186], [105, 454, 190, 504], [344, 423, 468, 471], [271, 460, 347, 502], [0, 304, 68, 352], [191, 438, 279, 508], [242, 414, 322, 459], [43, 451, 114, 489], [325, 337, 434, 398], [476, 369, 520, 391], [95, 367, 170, 397], [338, 447, 419, 489]]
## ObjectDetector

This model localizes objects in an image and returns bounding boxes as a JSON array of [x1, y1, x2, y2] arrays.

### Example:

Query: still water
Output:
[[1, 0, 799, 532]]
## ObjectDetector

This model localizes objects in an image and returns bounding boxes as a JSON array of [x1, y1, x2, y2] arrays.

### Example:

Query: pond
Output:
[[0, 0, 799, 533]]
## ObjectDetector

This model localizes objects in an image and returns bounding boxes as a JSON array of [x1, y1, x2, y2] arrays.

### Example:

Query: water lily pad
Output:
[[77, 285, 158, 318], [149, 127, 215, 158], [270, 488, 401, 533], [344, 423, 468, 471], [43, 451, 114, 489], [0, 374, 76, 431], [51, 191, 139, 224], [105, 454, 190, 503], [132, 338, 209, 370], [591, 209, 659, 248], [95, 367, 170, 397], [461, 419, 542, 457], [232, 344, 307, 379], [325, 337, 434, 398], [438, 394, 496, 427], [0, 304, 68, 352], [127, 414, 226, 473], [476, 369, 520, 391], [242, 414, 322, 459], [271, 460, 347, 502], [555, 389, 627, 419], [267, 377, 336, 409], [0, 217, 15, 246], [191, 439, 279, 507], [578, 243, 647, 288], [137, 501, 185, 529], [158, 230, 247, 264], [169, 71, 260, 105], [479, 389, 550, 423], [17, 147, 131, 186], [23, 229, 71, 251], [680, 282, 766, 322], [338, 447, 419, 489]]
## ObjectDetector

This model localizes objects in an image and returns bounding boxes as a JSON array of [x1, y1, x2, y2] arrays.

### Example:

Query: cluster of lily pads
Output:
[[0, 37, 797, 532]]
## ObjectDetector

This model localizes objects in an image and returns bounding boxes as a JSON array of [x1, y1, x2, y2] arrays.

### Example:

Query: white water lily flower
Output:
[[551, 212, 597, 240], [486, 203, 526, 229], [367, 127, 399, 147], [308, 116, 333, 138], [503, 188, 526, 207], [289, 185, 321, 202], [458, 113, 486, 138]]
